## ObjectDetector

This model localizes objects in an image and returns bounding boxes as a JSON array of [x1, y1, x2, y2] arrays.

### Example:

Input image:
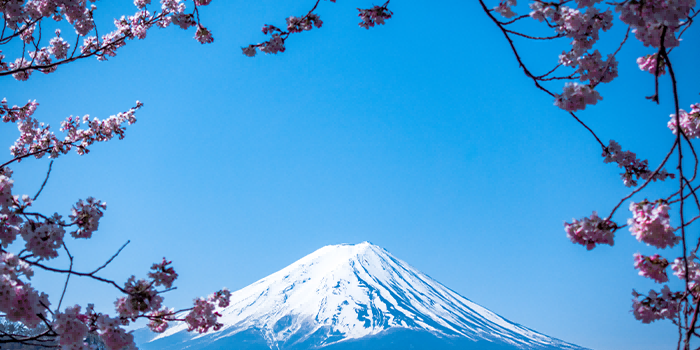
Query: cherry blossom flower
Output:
[[209, 288, 232, 308], [494, 1, 517, 19], [185, 297, 222, 333], [577, 50, 618, 84], [147, 307, 175, 333], [242, 45, 257, 57], [554, 82, 602, 112], [668, 104, 700, 139], [565, 212, 617, 249], [637, 53, 665, 75], [54, 305, 90, 349], [358, 5, 393, 29], [0, 252, 33, 280], [634, 253, 669, 283], [20, 216, 66, 260], [134, 0, 151, 9], [148, 258, 178, 289], [69, 197, 107, 239], [628, 200, 680, 249], [602, 140, 674, 187], [96, 314, 136, 350], [632, 286, 682, 323], [115, 276, 163, 320], [260, 34, 285, 54], [195, 25, 214, 44], [671, 254, 700, 282], [0, 275, 50, 329]]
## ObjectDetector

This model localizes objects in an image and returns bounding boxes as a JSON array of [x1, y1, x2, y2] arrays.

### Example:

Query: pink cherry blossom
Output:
[[148, 257, 178, 289], [671, 254, 700, 282], [97, 315, 136, 350], [0, 252, 33, 280], [185, 297, 222, 333], [134, 0, 151, 9], [69, 197, 106, 239], [20, 216, 66, 260], [494, 0, 517, 19], [358, 5, 393, 29], [260, 34, 285, 54], [54, 305, 90, 348], [242, 45, 257, 57], [577, 50, 618, 84], [208, 288, 232, 308], [637, 53, 665, 75], [0, 275, 50, 329], [147, 307, 175, 333], [668, 104, 700, 139], [195, 25, 214, 44], [634, 253, 669, 283], [628, 200, 680, 249], [115, 276, 163, 320], [554, 82, 602, 112], [565, 211, 617, 250], [602, 140, 674, 187], [632, 286, 682, 323]]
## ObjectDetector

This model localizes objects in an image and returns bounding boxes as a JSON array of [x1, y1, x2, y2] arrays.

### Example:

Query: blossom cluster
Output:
[[1, 98, 143, 164], [54, 305, 90, 349], [553, 82, 602, 112], [615, 0, 695, 48], [3, 0, 214, 81], [637, 53, 666, 75], [633, 253, 669, 283], [628, 200, 680, 249], [241, 0, 391, 57], [493, 0, 517, 19], [115, 276, 164, 320], [602, 140, 674, 187], [241, 12, 324, 57], [0, 252, 48, 329], [358, 5, 393, 29], [576, 50, 618, 84], [286, 14, 323, 34], [147, 307, 176, 333], [148, 257, 178, 289], [632, 286, 682, 323], [668, 103, 700, 139], [530, 3, 613, 63], [69, 197, 107, 239], [671, 254, 700, 282], [0, 166, 109, 336], [564, 211, 617, 250]]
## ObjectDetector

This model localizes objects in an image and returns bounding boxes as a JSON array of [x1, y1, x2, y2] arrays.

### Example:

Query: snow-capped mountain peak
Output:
[[148, 242, 582, 349]]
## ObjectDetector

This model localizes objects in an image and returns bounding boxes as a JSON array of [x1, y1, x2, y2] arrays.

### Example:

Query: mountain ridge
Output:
[[138, 242, 586, 350]]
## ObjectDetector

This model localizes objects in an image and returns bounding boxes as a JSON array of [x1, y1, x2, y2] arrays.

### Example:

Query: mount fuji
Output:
[[136, 242, 586, 350]]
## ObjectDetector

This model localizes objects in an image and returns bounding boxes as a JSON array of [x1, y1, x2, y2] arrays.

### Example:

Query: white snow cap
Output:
[[154, 242, 580, 349]]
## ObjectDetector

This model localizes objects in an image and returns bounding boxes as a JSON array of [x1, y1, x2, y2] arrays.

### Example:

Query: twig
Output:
[[33, 160, 53, 201]]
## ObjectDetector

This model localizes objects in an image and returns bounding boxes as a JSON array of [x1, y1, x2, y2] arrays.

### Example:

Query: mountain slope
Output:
[[139, 242, 585, 350]]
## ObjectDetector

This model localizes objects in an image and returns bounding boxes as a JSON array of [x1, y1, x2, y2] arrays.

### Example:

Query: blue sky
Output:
[[3, 1, 700, 349]]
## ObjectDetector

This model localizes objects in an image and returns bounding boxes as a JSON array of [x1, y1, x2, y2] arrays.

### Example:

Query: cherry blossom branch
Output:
[[89, 240, 130, 275], [478, 0, 608, 148], [56, 242, 74, 312], [591, 26, 630, 88], [0, 142, 76, 169], [648, 26, 669, 104], [500, 14, 531, 25], [32, 160, 53, 201], [606, 140, 678, 219], [24, 259, 128, 294]]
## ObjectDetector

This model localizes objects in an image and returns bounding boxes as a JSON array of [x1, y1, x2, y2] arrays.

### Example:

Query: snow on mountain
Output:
[[145, 242, 584, 350]]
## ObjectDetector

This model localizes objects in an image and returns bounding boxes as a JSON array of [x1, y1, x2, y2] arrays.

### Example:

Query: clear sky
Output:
[[3, 1, 700, 349]]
